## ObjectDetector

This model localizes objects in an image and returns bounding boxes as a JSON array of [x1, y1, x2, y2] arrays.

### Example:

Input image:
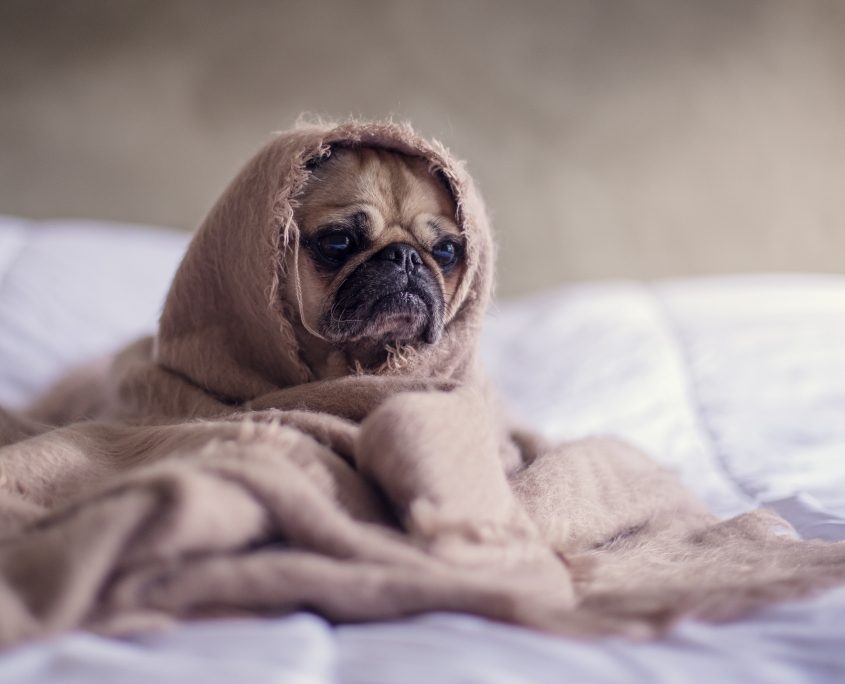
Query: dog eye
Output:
[[431, 239, 461, 270], [316, 231, 354, 262]]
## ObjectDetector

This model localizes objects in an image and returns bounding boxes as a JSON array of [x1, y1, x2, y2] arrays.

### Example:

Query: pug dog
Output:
[[287, 147, 466, 378]]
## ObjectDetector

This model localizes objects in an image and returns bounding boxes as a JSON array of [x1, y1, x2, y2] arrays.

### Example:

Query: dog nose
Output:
[[376, 243, 423, 273]]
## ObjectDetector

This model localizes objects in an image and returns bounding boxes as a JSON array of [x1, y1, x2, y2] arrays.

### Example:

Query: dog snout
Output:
[[375, 243, 423, 274]]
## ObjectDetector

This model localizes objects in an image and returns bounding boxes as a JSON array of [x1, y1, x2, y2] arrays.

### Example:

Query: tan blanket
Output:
[[2, 120, 845, 648]]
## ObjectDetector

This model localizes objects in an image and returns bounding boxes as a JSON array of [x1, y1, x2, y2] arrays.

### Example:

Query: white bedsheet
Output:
[[1, 216, 844, 683]]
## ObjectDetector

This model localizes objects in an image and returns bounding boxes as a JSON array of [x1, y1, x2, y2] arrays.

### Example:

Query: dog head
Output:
[[158, 120, 494, 399], [287, 146, 465, 375]]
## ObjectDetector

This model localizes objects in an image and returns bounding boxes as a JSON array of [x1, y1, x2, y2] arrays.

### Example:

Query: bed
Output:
[[1, 215, 844, 683]]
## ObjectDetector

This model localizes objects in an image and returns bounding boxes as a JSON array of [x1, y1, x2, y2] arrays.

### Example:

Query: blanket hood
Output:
[[155, 121, 494, 403]]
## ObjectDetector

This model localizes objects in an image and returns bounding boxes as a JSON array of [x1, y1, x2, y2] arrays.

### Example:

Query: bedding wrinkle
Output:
[[1, 122, 845, 648], [648, 284, 759, 506]]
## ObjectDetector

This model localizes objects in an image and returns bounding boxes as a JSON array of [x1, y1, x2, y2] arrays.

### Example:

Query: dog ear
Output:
[[304, 143, 344, 171]]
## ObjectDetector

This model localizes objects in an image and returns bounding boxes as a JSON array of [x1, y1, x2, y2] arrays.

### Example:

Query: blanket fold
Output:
[[2, 119, 845, 648]]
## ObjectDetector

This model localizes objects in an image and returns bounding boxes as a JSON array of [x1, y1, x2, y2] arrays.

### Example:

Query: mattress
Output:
[[1, 215, 844, 683]]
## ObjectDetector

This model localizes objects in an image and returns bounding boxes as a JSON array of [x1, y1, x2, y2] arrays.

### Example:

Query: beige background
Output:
[[1, 0, 843, 296]]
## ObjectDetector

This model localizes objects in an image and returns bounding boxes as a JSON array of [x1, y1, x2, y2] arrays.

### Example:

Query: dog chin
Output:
[[322, 289, 440, 347], [365, 291, 430, 342]]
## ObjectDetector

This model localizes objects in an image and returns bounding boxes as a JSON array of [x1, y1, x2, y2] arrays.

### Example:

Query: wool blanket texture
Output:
[[2, 121, 845, 648]]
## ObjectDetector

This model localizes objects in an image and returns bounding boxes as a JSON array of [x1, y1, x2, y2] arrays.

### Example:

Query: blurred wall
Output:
[[1, 0, 844, 296]]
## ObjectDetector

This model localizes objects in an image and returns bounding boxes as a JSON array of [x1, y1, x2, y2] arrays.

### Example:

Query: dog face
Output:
[[288, 146, 464, 375]]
